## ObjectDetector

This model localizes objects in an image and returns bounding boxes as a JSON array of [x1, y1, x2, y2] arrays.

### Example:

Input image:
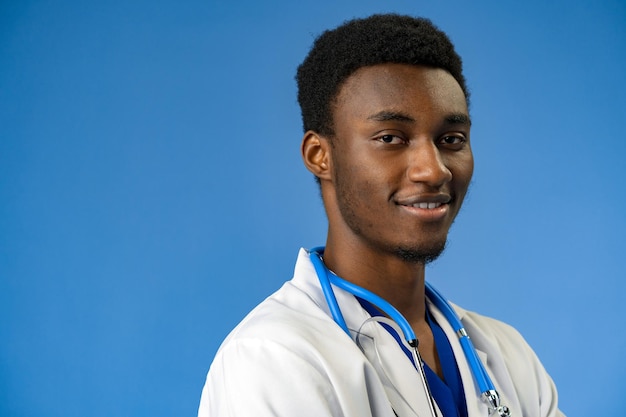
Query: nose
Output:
[[406, 141, 452, 186]]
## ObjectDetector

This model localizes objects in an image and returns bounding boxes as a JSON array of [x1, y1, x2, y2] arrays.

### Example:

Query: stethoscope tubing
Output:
[[425, 283, 495, 394], [310, 246, 351, 337], [309, 247, 503, 412], [311, 247, 418, 344]]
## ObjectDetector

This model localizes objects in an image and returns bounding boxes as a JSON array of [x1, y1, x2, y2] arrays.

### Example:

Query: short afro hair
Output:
[[296, 14, 469, 136]]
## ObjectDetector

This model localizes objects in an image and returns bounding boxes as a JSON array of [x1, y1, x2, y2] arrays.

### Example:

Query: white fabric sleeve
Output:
[[198, 338, 349, 417]]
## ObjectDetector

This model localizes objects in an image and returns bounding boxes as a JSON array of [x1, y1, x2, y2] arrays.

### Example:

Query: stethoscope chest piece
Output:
[[489, 405, 511, 417], [495, 406, 511, 417], [484, 389, 511, 416]]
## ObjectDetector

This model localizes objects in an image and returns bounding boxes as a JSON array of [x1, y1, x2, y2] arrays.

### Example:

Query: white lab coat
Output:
[[199, 249, 565, 417]]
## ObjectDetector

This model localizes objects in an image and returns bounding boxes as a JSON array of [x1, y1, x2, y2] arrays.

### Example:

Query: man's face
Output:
[[325, 63, 473, 263]]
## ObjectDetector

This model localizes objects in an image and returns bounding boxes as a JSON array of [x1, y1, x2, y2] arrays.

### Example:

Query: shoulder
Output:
[[457, 305, 527, 346], [215, 248, 361, 358], [199, 279, 378, 417], [455, 305, 540, 363], [218, 279, 341, 352], [209, 277, 367, 380]]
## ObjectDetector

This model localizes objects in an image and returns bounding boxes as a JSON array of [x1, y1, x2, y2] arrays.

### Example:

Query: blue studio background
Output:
[[1, 1, 625, 416]]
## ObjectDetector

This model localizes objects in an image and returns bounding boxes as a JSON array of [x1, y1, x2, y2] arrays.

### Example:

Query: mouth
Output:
[[395, 194, 452, 221], [409, 202, 445, 209], [395, 193, 452, 207]]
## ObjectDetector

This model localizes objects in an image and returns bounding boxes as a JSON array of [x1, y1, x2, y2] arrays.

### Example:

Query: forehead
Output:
[[333, 64, 468, 121]]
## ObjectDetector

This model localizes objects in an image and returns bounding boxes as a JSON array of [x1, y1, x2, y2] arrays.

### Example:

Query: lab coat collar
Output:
[[291, 248, 442, 417]]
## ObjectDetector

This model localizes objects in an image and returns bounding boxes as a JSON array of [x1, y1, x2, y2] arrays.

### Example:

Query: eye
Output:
[[377, 134, 405, 145], [439, 135, 467, 149]]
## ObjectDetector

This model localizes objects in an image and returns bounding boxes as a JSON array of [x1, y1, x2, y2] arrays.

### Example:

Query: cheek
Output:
[[333, 145, 374, 187], [336, 163, 377, 203], [449, 153, 474, 186], [334, 159, 386, 222], [331, 141, 394, 205]]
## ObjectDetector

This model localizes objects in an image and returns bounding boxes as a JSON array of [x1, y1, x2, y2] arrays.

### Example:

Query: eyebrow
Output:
[[367, 111, 415, 123], [367, 110, 471, 126], [445, 113, 472, 126]]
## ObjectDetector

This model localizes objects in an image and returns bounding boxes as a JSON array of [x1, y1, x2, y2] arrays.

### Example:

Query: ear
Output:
[[301, 131, 332, 181]]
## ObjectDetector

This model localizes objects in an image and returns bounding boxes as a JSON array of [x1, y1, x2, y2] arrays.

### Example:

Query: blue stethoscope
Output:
[[309, 247, 511, 417]]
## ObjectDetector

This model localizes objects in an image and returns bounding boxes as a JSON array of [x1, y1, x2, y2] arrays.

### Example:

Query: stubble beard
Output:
[[394, 240, 447, 264]]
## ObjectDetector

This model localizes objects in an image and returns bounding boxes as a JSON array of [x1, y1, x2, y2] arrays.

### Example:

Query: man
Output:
[[198, 14, 564, 417]]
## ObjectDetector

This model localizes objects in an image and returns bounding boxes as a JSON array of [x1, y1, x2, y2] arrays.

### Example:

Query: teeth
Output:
[[413, 202, 442, 209]]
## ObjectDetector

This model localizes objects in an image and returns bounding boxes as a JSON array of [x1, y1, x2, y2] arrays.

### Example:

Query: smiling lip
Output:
[[396, 195, 452, 221], [411, 201, 445, 209]]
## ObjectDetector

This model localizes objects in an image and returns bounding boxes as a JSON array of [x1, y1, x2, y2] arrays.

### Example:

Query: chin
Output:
[[393, 240, 447, 264]]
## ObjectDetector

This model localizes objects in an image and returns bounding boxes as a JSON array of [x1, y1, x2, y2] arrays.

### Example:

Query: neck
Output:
[[322, 234, 428, 327]]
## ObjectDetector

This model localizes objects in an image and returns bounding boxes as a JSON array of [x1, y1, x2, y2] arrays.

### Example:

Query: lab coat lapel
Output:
[[430, 300, 521, 416], [455, 305, 521, 415]]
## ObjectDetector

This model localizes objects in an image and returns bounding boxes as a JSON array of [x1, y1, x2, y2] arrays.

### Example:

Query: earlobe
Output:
[[301, 131, 332, 180]]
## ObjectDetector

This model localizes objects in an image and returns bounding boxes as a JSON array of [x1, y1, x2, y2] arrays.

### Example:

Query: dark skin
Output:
[[301, 64, 474, 378]]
